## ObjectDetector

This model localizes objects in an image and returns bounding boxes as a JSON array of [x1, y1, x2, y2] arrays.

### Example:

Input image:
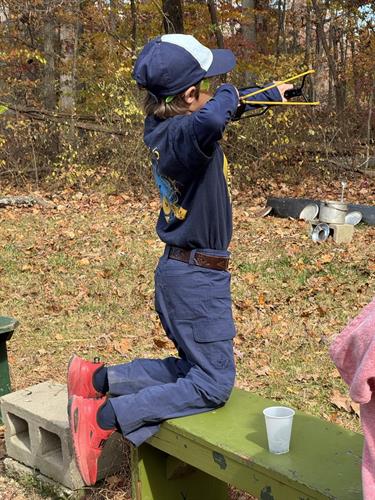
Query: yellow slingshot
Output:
[[240, 69, 320, 106]]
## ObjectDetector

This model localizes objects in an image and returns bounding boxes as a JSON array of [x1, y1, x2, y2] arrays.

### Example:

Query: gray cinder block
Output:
[[0, 381, 124, 490], [329, 223, 355, 244]]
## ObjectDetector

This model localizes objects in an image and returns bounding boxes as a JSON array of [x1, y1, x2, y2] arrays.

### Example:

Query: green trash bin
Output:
[[0, 316, 19, 423]]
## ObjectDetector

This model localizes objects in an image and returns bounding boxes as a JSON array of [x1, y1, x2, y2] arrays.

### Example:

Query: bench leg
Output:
[[131, 443, 228, 500]]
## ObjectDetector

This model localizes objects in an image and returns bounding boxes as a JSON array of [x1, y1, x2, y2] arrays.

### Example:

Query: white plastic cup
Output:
[[263, 406, 295, 454]]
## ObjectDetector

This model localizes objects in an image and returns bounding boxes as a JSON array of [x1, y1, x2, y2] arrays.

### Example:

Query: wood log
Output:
[[0, 196, 55, 208]]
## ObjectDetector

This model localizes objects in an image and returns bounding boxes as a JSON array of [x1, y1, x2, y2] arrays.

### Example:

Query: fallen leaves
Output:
[[64, 230, 76, 240], [78, 257, 90, 266], [258, 292, 266, 307], [255, 365, 271, 377], [295, 372, 319, 382], [330, 389, 360, 417], [150, 317, 174, 350], [234, 298, 254, 311], [153, 337, 170, 349], [105, 474, 125, 489], [317, 253, 334, 265], [20, 264, 33, 272], [0, 184, 373, 444], [242, 272, 257, 285], [112, 338, 132, 355]]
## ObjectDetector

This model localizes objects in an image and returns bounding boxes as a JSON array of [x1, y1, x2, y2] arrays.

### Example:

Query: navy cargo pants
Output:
[[107, 246, 236, 446]]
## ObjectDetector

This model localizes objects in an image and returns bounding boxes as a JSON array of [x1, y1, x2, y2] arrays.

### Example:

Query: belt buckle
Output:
[[170, 246, 190, 263], [176, 247, 188, 261]]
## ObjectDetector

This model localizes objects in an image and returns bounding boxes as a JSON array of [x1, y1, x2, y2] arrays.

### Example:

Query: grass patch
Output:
[[0, 191, 374, 498]]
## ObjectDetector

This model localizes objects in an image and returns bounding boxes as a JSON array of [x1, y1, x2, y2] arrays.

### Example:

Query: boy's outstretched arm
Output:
[[191, 82, 292, 153], [192, 84, 239, 154]]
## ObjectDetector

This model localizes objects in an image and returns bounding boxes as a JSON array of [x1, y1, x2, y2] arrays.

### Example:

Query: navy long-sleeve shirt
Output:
[[144, 83, 281, 250]]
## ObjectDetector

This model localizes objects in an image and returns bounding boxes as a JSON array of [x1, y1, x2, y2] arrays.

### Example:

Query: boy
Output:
[[67, 34, 292, 486]]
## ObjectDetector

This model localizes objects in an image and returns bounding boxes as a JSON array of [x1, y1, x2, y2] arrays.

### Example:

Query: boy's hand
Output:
[[274, 82, 294, 102]]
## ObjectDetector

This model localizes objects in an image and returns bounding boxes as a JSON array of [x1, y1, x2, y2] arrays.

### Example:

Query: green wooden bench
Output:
[[131, 388, 363, 500], [0, 316, 19, 425]]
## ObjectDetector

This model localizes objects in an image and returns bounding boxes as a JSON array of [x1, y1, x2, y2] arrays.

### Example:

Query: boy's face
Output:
[[183, 81, 213, 113], [190, 89, 213, 112]]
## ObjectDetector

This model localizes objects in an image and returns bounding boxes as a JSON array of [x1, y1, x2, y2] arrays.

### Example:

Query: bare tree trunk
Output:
[[162, 0, 184, 34], [351, 36, 360, 106], [291, 0, 299, 53], [42, 1, 56, 110], [311, 0, 346, 116], [304, 1, 314, 102], [207, 0, 224, 48], [130, 0, 137, 55], [350, 14, 360, 106], [365, 79, 374, 169], [0, 3, 9, 23], [42, 0, 59, 163], [109, 0, 119, 32], [275, 0, 287, 56], [304, 1, 312, 66], [328, 25, 334, 106], [242, 0, 257, 50], [313, 15, 324, 103], [59, 8, 78, 113], [276, 0, 283, 57], [281, 0, 287, 53], [59, 0, 80, 145], [242, 0, 257, 82]]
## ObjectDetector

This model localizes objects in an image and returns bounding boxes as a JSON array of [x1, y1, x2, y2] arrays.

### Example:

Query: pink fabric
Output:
[[330, 297, 375, 500]]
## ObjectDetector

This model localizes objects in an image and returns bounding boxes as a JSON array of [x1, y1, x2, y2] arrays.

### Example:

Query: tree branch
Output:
[[0, 100, 131, 135], [311, 0, 338, 82]]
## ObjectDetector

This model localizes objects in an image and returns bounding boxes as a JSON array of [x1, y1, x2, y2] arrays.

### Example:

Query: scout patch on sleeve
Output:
[[151, 148, 187, 223]]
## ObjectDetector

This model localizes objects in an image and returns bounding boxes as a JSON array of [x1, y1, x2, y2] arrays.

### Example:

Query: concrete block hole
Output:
[[8, 413, 31, 452], [39, 428, 63, 468]]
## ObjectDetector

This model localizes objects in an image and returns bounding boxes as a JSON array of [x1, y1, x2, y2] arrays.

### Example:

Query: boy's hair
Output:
[[142, 84, 200, 119], [141, 75, 224, 119]]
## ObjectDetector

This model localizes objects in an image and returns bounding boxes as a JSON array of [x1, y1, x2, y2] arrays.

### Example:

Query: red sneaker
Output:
[[67, 354, 105, 399], [68, 396, 115, 486]]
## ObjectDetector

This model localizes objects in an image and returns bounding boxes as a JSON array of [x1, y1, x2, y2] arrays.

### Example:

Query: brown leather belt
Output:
[[168, 246, 229, 271]]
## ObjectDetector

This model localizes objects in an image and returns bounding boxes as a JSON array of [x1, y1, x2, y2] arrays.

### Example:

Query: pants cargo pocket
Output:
[[193, 318, 236, 371], [162, 274, 210, 320]]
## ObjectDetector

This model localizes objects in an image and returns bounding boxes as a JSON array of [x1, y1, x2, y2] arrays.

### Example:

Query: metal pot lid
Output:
[[299, 204, 319, 221], [345, 211, 362, 225], [255, 206, 272, 218]]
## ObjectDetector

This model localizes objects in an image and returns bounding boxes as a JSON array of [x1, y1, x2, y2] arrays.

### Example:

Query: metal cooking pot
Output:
[[311, 222, 330, 242], [319, 200, 348, 224]]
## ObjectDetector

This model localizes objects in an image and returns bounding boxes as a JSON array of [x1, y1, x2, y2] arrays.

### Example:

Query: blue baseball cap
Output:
[[133, 34, 236, 97]]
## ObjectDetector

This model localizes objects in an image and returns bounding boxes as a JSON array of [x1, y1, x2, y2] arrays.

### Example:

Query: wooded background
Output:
[[0, 0, 374, 191]]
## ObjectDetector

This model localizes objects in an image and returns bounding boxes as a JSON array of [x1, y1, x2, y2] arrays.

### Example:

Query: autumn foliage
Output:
[[0, 0, 374, 190]]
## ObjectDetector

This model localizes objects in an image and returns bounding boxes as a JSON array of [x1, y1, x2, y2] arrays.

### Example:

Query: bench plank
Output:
[[143, 388, 363, 499], [132, 444, 228, 500]]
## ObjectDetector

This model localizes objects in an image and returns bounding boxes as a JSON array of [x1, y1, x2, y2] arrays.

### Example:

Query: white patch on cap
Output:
[[161, 34, 213, 71]]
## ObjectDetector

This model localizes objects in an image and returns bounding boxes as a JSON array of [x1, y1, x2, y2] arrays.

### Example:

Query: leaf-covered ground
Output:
[[0, 174, 374, 499]]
